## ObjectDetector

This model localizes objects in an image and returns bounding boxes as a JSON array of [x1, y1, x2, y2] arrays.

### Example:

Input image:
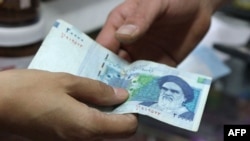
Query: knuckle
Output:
[[127, 117, 138, 134], [60, 119, 99, 141], [95, 81, 112, 95], [94, 81, 113, 102], [55, 72, 76, 87]]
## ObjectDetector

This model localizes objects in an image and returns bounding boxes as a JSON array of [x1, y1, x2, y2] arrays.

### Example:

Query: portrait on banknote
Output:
[[139, 75, 195, 121]]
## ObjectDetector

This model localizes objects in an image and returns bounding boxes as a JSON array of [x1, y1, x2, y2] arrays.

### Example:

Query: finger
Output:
[[115, 0, 165, 43], [95, 4, 125, 53], [56, 73, 129, 106], [118, 49, 132, 62], [96, 21, 120, 53], [60, 94, 137, 139], [90, 111, 138, 138]]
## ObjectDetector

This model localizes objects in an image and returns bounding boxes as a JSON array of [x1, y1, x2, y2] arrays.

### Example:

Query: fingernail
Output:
[[113, 88, 129, 100], [117, 24, 138, 36]]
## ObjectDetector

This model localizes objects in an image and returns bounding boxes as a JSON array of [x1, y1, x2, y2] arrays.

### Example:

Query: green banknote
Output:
[[29, 19, 212, 132]]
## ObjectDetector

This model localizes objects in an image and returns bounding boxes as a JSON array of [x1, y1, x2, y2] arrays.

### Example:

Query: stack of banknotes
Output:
[[28, 19, 212, 132]]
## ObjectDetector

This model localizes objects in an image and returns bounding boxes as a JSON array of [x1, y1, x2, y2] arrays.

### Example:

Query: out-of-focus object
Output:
[[0, 0, 40, 25], [0, 0, 45, 71], [178, 45, 231, 80], [213, 43, 250, 63], [0, 18, 44, 57], [40, 0, 54, 1], [219, 0, 250, 21], [233, 0, 250, 11]]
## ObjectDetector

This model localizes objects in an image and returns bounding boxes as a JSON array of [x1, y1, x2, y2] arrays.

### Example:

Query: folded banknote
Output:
[[28, 19, 212, 132]]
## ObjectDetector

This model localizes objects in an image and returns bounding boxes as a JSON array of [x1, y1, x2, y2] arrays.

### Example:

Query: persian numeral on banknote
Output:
[[28, 19, 212, 132]]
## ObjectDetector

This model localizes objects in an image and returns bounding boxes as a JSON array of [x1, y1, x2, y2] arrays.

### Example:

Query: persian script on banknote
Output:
[[28, 19, 212, 132]]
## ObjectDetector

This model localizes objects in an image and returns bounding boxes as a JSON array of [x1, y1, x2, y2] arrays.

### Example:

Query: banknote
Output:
[[28, 19, 212, 132], [178, 44, 231, 80]]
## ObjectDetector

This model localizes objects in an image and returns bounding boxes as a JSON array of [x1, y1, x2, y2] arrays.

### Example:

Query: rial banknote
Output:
[[28, 19, 212, 132]]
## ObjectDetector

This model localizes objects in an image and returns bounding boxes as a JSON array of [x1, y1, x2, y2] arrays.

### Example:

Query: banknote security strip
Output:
[[28, 19, 212, 132]]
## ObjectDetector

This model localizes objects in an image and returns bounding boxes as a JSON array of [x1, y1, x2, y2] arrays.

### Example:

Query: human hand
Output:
[[0, 69, 137, 141], [96, 0, 225, 67]]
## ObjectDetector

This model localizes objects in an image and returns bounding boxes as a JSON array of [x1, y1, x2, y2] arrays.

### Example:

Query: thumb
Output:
[[115, 0, 164, 44]]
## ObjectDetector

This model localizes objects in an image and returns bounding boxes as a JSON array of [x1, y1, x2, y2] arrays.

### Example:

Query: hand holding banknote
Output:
[[29, 20, 211, 132], [0, 69, 137, 141]]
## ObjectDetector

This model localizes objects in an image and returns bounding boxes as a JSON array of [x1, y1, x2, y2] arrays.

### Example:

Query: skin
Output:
[[96, 0, 227, 67], [0, 69, 137, 141]]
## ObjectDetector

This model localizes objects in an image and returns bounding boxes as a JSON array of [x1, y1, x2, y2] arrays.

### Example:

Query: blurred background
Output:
[[0, 0, 250, 141]]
